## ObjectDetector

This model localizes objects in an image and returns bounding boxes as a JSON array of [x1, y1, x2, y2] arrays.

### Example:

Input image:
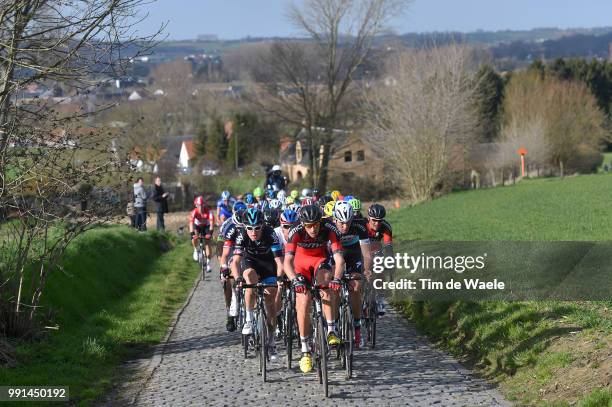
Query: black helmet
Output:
[[368, 203, 386, 220], [318, 195, 333, 206], [299, 204, 322, 224], [243, 207, 264, 226], [263, 208, 280, 227]]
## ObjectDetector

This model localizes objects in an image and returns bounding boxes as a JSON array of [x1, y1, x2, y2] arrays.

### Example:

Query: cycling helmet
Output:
[[348, 198, 361, 211], [343, 195, 354, 202], [319, 195, 333, 206], [299, 204, 322, 224], [245, 193, 255, 205], [253, 187, 263, 198], [280, 209, 299, 225], [301, 197, 314, 206], [288, 203, 301, 213], [271, 164, 281, 172], [269, 199, 282, 209], [243, 208, 263, 226], [194, 196, 204, 206], [233, 201, 247, 212], [333, 201, 354, 223], [290, 189, 299, 199], [220, 190, 231, 200], [324, 201, 335, 217], [368, 203, 386, 220], [312, 188, 320, 198], [301, 188, 313, 198], [330, 190, 341, 201], [277, 190, 286, 201], [266, 189, 276, 199], [263, 208, 280, 227], [232, 208, 245, 225], [285, 196, 295, 205]]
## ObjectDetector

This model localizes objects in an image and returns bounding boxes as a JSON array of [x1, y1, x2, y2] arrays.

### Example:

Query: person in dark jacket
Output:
[[152, 176, 169, 231]]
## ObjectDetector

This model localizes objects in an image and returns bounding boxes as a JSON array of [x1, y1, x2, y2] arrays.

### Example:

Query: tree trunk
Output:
[[559, 160, 564, 178]]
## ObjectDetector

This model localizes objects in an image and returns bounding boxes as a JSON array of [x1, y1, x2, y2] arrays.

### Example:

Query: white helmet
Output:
[[333, 201, 354, 223], [269, 199, 282, 209], [301, 188, 313, 198], [271, 164, 281, 172], [276, 190, 286, 201]]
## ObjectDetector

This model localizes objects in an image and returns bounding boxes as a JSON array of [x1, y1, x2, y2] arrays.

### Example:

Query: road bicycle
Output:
[[337, 273, 361, 380], [241, 282, 278, 383], [307, 280, 330, 397], [362, 279, 377, 349], [280, 279, 298, 369]]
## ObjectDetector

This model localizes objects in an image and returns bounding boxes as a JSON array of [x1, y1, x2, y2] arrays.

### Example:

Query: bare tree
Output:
[[0, 0, 160, 337], [500, 70, 609, 177], [365, 45, 483, 202], [249, 0, 409, 190]]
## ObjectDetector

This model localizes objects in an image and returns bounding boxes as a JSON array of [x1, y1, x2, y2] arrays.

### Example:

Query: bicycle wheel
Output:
[[259, 309, 268, 383], [342, 302, 354, 379], [284, 295, 294, 369], [199, 244, 206, 281], [315, 309, 329, 397], [370, 301, 377, 349]]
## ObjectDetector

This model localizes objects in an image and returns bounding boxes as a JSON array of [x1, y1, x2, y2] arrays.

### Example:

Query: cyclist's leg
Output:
[[241, 257, 258, 334], [315, 258, 341, 344], [294, 260, 313, 352]]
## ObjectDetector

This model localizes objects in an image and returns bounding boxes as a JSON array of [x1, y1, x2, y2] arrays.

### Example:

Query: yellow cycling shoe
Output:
[[327, 332, 341, 346], [299, 352, 313, 373]]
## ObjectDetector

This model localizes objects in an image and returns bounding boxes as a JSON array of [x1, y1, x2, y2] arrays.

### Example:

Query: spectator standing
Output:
[[266, 164, 287, 192], [133, 177, 148, 231], [152, 176, 169, 231]]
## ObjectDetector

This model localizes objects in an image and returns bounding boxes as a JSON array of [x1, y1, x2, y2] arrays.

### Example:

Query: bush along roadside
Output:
[[397, 300, 612, 407], [0, 226, 199, 405]]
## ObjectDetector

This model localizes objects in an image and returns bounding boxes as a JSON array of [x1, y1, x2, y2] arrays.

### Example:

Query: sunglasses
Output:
[[282, 224, 293, 229], [303, 222, 319, 228], [246, 225, 262, 232]]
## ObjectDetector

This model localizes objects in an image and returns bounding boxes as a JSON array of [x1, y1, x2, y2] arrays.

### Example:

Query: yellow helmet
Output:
[[330, 190, 341, 201], [285, 196, 295, 205], [324, 201, 335, 217]]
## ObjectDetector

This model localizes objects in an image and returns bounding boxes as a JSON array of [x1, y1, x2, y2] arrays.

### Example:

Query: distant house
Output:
[[178, 139, 196, 173], [280, 128, 386, 184]]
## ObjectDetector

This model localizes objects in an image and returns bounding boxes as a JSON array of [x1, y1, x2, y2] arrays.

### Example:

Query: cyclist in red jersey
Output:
[[284, 204, 345, 373], [189, 196, 215, 271]]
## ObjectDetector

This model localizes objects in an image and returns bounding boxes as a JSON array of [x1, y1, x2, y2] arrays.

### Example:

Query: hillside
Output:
[[387, 175, 611, 406]]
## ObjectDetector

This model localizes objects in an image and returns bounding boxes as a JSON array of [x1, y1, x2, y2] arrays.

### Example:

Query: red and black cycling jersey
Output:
[[366, 219, 393, 245], [190, 207, 213, 227], [234, 225, 283, 260], [285, 218, 343, 257]]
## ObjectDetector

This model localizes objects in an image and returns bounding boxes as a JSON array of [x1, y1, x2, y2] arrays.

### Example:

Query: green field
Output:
[[388, 174, 612, 406], [0, 227, 199, 405]]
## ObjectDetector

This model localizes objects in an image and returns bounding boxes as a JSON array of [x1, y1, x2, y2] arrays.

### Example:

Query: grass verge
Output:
[[0, 226, 198, 405], [388, 175, 612, 406]]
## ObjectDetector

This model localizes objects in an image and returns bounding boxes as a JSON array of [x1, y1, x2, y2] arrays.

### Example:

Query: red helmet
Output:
[[193, 196, 204, 206]]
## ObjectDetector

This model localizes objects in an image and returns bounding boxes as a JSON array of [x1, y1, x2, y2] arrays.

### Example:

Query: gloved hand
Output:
[[220, 266, 230, 281], [233, 276, 244, 289], [329, 278, 342, 291], [292, 275, 307, 294], [204, 233, 212, 240]]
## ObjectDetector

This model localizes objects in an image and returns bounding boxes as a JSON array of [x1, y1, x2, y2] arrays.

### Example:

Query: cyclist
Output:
[[348, 197, 363, 219], [218, 201, 247, 331], [366, 203, 393, 316], [245, 193, 257, 208], [189, 196, 214, 272], [253, 187, 265, 205], [284, 204, 345, 373], [266, 189, 276, 200], [216, 190, 234, 226], [323, 200, 335, 219], [272, 208, 298, 339], [263, 207, 281, 229], [330, 201, 372, 348], [232, 208, 284, 361], [330, 190, 341, 201], [290, 189, 299, 201]]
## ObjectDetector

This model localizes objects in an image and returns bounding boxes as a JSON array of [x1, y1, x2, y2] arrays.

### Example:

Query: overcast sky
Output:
[[133, 0, 612, 40]]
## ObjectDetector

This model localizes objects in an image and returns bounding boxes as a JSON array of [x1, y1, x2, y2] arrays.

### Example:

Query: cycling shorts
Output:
[[294, 253, 332, 283], [194, 224, 211, 238], [241, 255, 277, 281]]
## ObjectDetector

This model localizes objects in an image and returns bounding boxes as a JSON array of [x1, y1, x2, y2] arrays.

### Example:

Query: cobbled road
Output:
[[114, 262, 511, 407]]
